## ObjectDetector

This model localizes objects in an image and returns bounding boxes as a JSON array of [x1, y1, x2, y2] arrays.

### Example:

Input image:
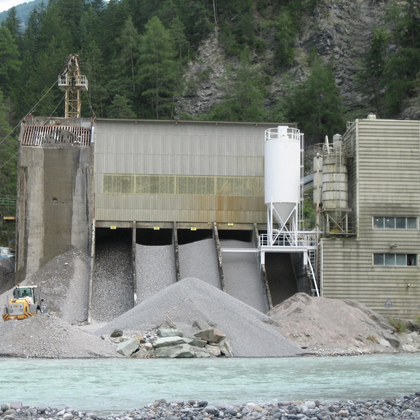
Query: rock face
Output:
[[176, 1, 389, 118]]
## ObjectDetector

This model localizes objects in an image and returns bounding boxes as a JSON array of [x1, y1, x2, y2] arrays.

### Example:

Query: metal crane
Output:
[[58, 54, 88, 118]]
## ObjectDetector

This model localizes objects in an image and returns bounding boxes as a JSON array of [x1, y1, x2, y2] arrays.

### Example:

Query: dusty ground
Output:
[[268, 293, 420, 356]]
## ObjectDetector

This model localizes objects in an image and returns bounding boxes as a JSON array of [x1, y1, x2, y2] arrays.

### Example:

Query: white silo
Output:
[[264, 126, 301, 228]]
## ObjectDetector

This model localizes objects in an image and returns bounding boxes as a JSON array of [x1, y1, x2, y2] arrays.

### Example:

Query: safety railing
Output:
[[259, 231, 317, 248]]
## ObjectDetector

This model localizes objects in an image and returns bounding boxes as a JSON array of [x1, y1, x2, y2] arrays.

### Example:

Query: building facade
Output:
[[320, 118, 420, 318]]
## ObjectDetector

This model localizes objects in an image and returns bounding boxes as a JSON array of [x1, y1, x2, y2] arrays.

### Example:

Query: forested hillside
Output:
[[0, 0, 420, 238]]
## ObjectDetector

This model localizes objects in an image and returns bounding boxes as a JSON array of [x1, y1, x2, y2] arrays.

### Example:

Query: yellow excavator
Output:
[[2, 285, 46, 321]]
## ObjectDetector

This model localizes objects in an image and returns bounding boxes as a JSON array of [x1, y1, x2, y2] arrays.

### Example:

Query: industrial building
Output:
[[12, 56, 420, 319], [317, 116, 420, 318]]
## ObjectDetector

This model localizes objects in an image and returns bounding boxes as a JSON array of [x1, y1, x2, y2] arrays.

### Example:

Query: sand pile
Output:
[[0, 313, 119, 358], [95, 277, 302, 357], [0, 248, 90, 325], [268, 293, 403, 355]]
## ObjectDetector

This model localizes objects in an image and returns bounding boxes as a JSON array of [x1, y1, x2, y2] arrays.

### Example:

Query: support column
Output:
[[173, 222, 181, 282], [87, 219, 95, 323], [213, 222, 226, 291], [132, 221, 137, 304], [254, 223, 272, 312]]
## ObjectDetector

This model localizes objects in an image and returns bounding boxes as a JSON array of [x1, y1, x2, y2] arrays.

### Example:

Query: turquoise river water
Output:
[[1, 354, 420, 413]]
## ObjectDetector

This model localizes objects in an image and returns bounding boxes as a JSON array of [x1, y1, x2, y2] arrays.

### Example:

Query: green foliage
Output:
[[107, 94, 137, 119], [287, 59, 344, 145], [208, 47, 268, 122], [389, 318, 407, 333], [0, 26, 21, 99], [356, 28, 388, 116], [0, 90, 18, 202], [274, 10, 297, 68], [137, 16, 181, 119]]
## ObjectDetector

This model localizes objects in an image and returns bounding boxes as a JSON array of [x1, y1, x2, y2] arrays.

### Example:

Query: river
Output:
[[1, 354, 420, 413]]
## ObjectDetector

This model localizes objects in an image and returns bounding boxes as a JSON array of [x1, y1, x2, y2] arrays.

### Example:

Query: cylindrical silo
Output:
[[321, 151, 348, 210], [264, 126, 301, 224]]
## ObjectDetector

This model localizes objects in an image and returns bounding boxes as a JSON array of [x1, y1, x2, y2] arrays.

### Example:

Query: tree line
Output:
[[0, 0, 419, 229]]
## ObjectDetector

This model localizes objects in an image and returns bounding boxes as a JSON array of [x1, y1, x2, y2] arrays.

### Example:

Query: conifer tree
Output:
[[137, 16, 181, 119]]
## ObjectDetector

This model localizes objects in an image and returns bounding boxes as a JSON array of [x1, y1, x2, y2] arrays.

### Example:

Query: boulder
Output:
[[216, 338, 234, 357], [110, 329, 123, 338], [190, 338, 207, 348], [156, 344, 196, 358], [10, 402, 22, 410], [211, 329, 226, 344], [132, 346, 156, 359], [194, 328, 214, 342], [153, 336, 189, 348], [193, 320, 212, 331], [205, 344, 221, 357], [116, 338, 140, 356], [157, 328, 184, 338]]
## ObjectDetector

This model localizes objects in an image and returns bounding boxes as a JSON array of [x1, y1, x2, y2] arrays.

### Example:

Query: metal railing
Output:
[[265, 126, 301, 142], [259, 231, 318, 248]]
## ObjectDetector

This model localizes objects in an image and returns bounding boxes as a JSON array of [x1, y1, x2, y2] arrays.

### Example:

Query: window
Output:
[[373, 253, 418, 266], [373, 217, 417, 229]]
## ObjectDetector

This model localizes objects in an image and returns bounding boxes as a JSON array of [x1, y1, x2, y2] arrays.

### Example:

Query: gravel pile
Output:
[[92, 237, 134, 322], [268, 293, 415, 355], [179, 238, 220, 288], [136, 244, 175, 303], [2, 393, 420, 419], [95, 277, 302, 357], [0, 313, 119, 358], [221, 240, 267, 313], [0, 257, 15, 295], [0, 248, 90, 325]]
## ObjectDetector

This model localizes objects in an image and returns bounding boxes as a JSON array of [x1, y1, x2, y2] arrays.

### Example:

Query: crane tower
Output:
[[58, 54, 88, 118]]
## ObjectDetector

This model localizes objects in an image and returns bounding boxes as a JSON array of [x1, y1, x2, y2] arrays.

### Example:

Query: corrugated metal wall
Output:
[[322, 119, 420, 318], [94, 120, 276, 224]]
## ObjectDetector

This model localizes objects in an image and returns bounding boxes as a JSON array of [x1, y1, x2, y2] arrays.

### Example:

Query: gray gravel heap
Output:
[[0, 248, 90, 325], [0, 257, 15, 295], [2, 392, 420, 419], [179, 238, 220, 288], [0, 313, 120, 358], [95, 277, 302, 357], [221, 239, 267, 313], [92, 238, 134, 322], [136, 244, 176, 303]]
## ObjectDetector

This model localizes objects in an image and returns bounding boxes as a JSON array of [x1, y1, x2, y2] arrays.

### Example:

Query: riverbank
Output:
[[2, 392, 420, 419]]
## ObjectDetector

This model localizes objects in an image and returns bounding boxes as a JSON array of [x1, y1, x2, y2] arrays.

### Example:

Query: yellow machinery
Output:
[[2, 285, 45, 321]]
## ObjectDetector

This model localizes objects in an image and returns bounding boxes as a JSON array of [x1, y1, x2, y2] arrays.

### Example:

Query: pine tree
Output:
[[137, 16, 181, 119], [0, 26, 21, 100], [107, 94, 137, 118], [356, 28, 388, 116], [117, 17, 140, 94]]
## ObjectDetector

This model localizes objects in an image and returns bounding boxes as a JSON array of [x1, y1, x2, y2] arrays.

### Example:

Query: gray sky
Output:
[[0, 0, 28, 13]]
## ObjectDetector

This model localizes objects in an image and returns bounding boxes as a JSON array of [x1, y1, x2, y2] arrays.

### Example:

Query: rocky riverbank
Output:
[[2, 392, 420, 419]]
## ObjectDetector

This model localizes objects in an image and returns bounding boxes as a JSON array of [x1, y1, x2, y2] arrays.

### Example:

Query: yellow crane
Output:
[[58, 53, 88, 118]]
